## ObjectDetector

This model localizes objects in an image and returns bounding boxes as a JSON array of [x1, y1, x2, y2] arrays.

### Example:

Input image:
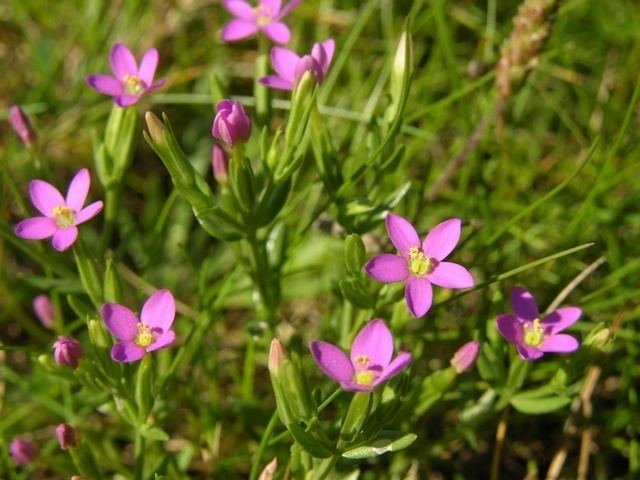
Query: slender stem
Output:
[[241, 334, 256, 401], [249, 411, 279, 480], [489, 407, 509, 480], [134, 431, 146, 479]]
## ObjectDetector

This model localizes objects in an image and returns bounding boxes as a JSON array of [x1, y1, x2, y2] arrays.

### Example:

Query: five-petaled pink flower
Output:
[[365, 213, 474, 318], [310, 319, 411, 392], [221, 0, 300, 45], [101, 290, 176, 363], [260, 39, 335, 91], [86, 43, 165, 107], [496, 287, 581, 361], [14, 168, 103, 252]]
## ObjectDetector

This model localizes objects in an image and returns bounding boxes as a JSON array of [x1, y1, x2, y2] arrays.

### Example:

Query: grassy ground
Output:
[[1, 0, 639, 478]]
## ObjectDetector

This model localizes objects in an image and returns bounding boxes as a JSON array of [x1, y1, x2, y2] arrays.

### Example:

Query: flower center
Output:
[[407, 247, 436, 276], [354, 370, 376, 386], [133, 323, 155, 348], [52, 206, 75, 228], [254, 5, 272, 26], [123, 74, 144, 96], [523, 319, 545, 348]]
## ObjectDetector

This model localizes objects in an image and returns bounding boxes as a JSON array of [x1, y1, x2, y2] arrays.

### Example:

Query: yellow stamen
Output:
[[123, 74, 144, 96], [354, 355, 370, 367], [134, 323, 155, 348], [354, 370, 375, 386], [52, 206, 75, 228], [523, 319, 545, 348], [254, 5, 272, 27], [407, 246, 434, 277]]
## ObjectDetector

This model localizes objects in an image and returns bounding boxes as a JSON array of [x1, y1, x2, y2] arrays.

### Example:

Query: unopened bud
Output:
[[33, 294, 55, 329], [451, 341, 480, 374], [268, 339, 286, 377], [258, 457, 278, 480], [212, 100, 251, 147], [9, 438, 38, 465], [212, 144, 229, 185], [145, 111, 166, 145], [55, 423, 77, 449], [53, 336, 85, 369], [9, 105, 37, 147]]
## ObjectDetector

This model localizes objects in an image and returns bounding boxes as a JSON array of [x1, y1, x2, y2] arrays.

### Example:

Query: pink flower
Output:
[[260, 39, 335, 91], [365, 213, 474, 318], [496, 288, 581, 361], [86, 43, 165, 107], [450, 340, 480, 373], [101, 290, 176, 363], [33, 294, 55, 329], [211, 100, 252, 146], [9, 105, 37, 147], [212, 144, 229, 184], [310, 319, 411, 392], [14, 168, 103, 252], [221, 0, 300, 44], [9, 438, 38, 465], [55, 424, 77, 449], [53, 336, 85, 369]]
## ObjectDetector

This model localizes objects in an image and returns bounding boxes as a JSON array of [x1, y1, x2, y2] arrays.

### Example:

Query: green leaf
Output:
[[341, 433, 417, 459], [286, 422, 334, 458], [139, 425, 170, 442], [510, 388, 571, 415]]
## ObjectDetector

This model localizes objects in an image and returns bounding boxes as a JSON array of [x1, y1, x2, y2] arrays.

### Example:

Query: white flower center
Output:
[[52, 206, 75, 228], [123, 74, 144, 96]]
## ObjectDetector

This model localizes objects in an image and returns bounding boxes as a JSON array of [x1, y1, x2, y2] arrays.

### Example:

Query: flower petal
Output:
[[111, 342, 146, 363], [115, 95, 140, 107], [75, 201, 103, 225], [421, 218, 461, 261], [138, 48, 159, 86], [263, 22, 290, 44], [312, 39, 335, 77], [405, 276, 432, 318], [29, 180, 65, 217], [259, 75, 293, 90], [221, 19, 259, 42], [270, 47, 299, 82], [364, 254, 409, 283], [374, 351, 411, 386], [310, 341, 354, 384], [65, 168, 90, 211], [511, 287, 539, 321], [110, 43, 138, 80], [517, 345, 544, 361], [541, 307, 582, 335], [350, 319, 394, 369], [386, 213, 420, 258], [146, 330, 176, 352], [101, 303, 138, 341], [14, 217, 57, 240], [539, 334, 579, 353], [319, 39, 335, 68], [51, 227, 78, 251], [427, 261, 474, 289], [140, 290, 176, 331], [261, 0, 282, 12], [222, 0, 255, 20], [496, 314, 523, 344], [277, 0, 300, 18], [85, 75, 123, 96]]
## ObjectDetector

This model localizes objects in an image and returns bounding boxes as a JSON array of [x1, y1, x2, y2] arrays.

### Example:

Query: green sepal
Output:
[[338, 392, 371, 448], [135, 355, 155, 422], [287, 422, 335, 458], [103, 257, 123, 304], [72, 241, 102, 308], [344, 234, 365, 277], [341, 432, 417, 459]]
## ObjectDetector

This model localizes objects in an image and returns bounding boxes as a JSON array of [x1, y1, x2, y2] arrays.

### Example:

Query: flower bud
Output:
[[145, 111, 166, 145], [450, 340, 480, 374], [268, 339, 286, 377], [55, 423, 77, 449], [53, 336, 85, 369], [294, 55, 323, 86], [211, 100, 251, 146], [33, 294, 55, 329], [9, 105, 37, 147], [9, 438, 38, 465], [212, 144, 229, 185], [258, 458, 277, 480]]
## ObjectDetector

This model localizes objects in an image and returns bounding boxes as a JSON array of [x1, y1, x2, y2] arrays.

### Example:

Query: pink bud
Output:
[[211, 99, 251, 146], [55, 423, 77, 449], [212, 144, 229, 184], [9, 105, 37, 147], [33, 294, 55, 329], [450, 340, 480, 374], [9, 438, 38, 465], [268, 339, 287, 377], [53, 336, 85, 369]]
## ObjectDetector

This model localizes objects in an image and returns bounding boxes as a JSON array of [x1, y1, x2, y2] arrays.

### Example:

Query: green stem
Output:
[[101, 186, 120, 252], [241, 333, 256, 401], [255, 36, 271, 126], [249, 411, 279, 480]]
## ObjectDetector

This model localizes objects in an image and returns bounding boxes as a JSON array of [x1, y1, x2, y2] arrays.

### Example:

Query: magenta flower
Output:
[[14, 168, 103, 252], [9, 438, 38, 465], [101, 290, 176, 363], [9, 105, 37, 147], [310, 319, 411, 392], [55, 424, 77, 449], [53, 336, 85, 369], [450, 340, 480, 373], [365, 214, 474, 318], [86, 43, 164, 107], [212, 144, 229, 184], [33, 294, 55, 329], [212, 100, 252, 146], [260, 39, 335, 91], [496, 288, 581, 361], [221, 0, 300, 44]]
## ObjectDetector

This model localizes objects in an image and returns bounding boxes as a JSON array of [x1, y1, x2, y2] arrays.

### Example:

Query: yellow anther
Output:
[[523, 319, 545, 348], [123, 74, 144, 96], [254, 5, 272, 26], [52, 206, 75, 228], [354, 370, 375, 386], [407, 247, 433, 277], [354, 355, 370, 367], [134, 323, 155, 348]]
